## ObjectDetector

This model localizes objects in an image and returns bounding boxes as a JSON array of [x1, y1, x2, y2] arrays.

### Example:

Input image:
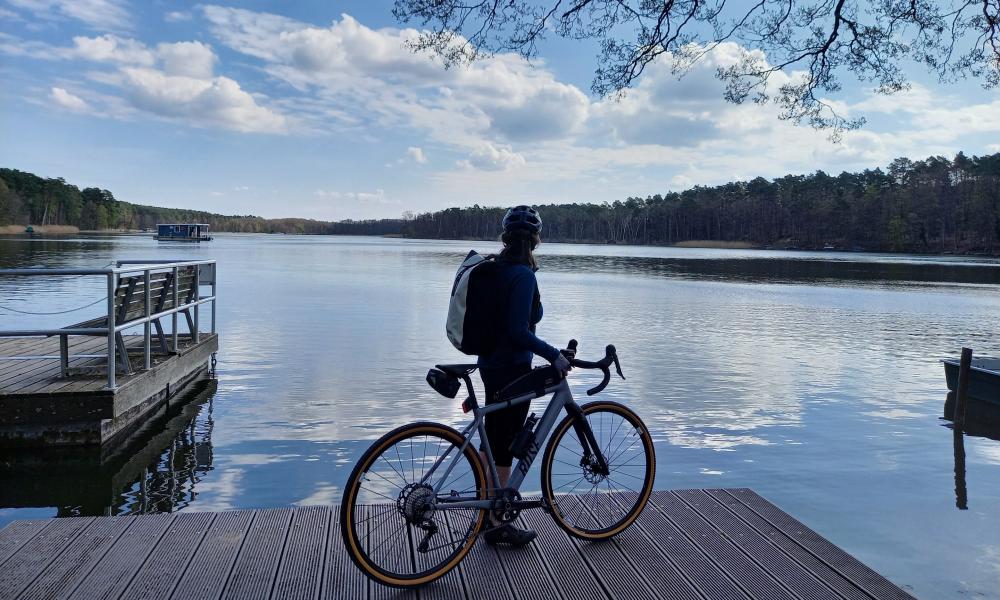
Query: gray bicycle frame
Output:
[[418, 377, 597, 511]]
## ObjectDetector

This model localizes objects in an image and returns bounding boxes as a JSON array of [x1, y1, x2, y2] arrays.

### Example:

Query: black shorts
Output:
[[479, 363, 532, 467]]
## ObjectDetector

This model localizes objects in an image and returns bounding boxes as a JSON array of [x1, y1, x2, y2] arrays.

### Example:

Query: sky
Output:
[[1, 1, 1000, 221]]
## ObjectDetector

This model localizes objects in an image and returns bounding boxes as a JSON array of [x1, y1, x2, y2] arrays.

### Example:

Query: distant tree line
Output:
[[5, 150, 1000, 253], [0, 168, 402, 235], [403, 151, 1000, 254]]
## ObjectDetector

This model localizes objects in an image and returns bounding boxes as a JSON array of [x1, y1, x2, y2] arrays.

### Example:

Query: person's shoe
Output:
[[483, 523, 537, 547]]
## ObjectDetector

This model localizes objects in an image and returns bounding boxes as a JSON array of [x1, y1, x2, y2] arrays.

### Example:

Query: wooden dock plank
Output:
[[17, 516, 134, 600], [169, 510, 255, 600], [593, 493, 707, 600], [675, 489, 844, 600], [622, 493, 749, 600], [0, 520, 51, 566], [520, 499, 608, 600], [704, 489, 873, 600], [558, 495, 659, 600], [0, 490, 916, 600], [489, 517, 563, 600], [651, 492, 798, 600], [221, 508, 294, 600], [272, 505, 330, 600], [65, 513, 175, 600], [0, 517, 93, 599], [322, 508, 368, 600], [367, 504, 417, 600], [407, 507, 468, 600], [118, 511, 215, 600], [440, 511, 509, 600], [724, 489, 916, 600]]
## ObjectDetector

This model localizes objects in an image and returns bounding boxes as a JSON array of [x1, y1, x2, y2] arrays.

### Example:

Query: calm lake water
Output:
[[1, 233, 999, 598]]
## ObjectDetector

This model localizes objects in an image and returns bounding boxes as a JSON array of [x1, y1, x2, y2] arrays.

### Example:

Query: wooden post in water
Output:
[[954, 347, 973, 429]]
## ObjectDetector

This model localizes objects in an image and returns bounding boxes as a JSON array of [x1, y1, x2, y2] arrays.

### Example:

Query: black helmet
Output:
[[502, 205, 542, 233]]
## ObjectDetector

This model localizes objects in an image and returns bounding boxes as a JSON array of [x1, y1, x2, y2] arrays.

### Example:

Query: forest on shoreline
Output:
[[3, 150, 1000, 254]]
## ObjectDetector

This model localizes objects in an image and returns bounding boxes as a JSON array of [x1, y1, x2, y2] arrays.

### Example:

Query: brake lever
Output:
[[612, 352, 625, 380]]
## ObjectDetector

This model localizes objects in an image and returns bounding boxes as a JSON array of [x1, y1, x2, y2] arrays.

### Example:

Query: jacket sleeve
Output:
[[507, 269, 560, 363]]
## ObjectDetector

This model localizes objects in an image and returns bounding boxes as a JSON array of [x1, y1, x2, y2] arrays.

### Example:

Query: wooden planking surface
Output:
[[0, 490, 915, 600], [0, 335, 205, 397]]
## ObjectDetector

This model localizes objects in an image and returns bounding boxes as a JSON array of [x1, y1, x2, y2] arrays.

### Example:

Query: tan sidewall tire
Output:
[[541, 401, 655, 540], [340, 422, 486, 588]]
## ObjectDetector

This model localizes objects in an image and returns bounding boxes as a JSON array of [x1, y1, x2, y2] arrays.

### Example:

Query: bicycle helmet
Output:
[[502, 205, 542, 233]]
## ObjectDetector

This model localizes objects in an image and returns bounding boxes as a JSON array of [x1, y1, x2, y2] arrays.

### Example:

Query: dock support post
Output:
[[106, 272, 116, 390], [143, 269, 151, 370], [955, 347, 973, 430]]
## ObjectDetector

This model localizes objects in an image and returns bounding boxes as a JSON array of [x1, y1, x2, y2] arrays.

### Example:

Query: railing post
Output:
[[211, 263, 217, 334], [172, 266, 179, 353], [143, 269, 151, 370], [193, 264, 200, 344], [106, 272, 116, 390]]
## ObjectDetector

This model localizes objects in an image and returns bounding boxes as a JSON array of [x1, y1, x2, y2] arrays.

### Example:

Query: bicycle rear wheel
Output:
[[340, 422, 487, 588], [541, 401, 655, 539]]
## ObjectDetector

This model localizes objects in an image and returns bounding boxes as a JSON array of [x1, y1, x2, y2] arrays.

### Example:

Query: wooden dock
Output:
[[0, 333, 218, 447], [0, 489, 914, 599]]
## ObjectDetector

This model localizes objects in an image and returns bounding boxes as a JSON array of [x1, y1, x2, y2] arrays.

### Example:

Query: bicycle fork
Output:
[[566, 402, 611, 477]]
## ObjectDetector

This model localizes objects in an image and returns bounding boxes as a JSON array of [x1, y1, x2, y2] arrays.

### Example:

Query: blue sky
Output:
[[1, 1, 999, 220]]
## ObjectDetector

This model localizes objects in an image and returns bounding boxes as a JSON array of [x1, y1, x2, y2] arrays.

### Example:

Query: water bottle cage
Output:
[[509, 413, 538, 459]]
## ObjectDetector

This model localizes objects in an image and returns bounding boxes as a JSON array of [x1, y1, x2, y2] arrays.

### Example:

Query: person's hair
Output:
[[499, 228, 540, 270]]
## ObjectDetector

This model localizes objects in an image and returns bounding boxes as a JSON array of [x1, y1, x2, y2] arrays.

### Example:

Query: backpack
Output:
[[447, 250, 502, 355]]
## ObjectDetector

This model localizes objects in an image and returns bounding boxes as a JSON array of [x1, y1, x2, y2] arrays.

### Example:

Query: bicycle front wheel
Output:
[[541, 401, 655, 539], [340, 422, 487, 588]]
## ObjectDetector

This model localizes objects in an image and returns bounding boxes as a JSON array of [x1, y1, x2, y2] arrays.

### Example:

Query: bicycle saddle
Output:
[[435, 364, 479, 377]]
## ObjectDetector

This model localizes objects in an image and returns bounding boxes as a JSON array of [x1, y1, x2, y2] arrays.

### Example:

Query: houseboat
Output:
[[154, 223, 213, 242]]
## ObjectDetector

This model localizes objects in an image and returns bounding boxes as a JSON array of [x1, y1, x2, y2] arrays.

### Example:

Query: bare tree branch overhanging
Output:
[[392, 1, 1000, 136]]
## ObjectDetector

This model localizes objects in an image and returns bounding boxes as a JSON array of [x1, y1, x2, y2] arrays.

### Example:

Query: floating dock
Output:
[[0, 259, 218, 447], [0, 489, 914, 599], [0, 376, 217, 515]]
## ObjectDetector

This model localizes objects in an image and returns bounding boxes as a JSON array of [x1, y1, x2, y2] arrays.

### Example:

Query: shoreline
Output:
[[2, 227, 998, 257]]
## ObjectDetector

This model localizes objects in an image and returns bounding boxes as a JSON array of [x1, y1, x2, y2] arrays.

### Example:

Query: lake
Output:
[[1, 233, 999, 598]]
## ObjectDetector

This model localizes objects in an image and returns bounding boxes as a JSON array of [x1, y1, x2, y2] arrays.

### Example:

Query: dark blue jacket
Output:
[[478, 260, 560, 368]]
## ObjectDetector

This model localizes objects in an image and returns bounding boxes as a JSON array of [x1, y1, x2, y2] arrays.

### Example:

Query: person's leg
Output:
[[478, 364, 536, 546]]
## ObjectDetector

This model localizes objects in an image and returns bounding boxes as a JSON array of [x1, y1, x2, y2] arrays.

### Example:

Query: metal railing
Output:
[[0, 259, 217, 390]]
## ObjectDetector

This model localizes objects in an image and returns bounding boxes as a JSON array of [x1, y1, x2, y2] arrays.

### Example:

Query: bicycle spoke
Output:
[[546, 406, 651, 536], [347, 426, 486, 582]]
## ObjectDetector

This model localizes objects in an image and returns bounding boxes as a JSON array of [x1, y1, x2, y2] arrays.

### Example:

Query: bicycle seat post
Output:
[[460, 372, 479, 413]]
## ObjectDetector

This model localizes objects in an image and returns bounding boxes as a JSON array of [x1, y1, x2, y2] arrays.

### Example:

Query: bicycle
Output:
[[339, 340, 656, 588]]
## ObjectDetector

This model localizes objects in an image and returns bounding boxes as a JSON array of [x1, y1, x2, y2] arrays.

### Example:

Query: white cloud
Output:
[[314, 188, 391, 204], [119, 67, 287, 133], [457, 144, 526, 171], [8, 0, 130, 30], [200, 7, 589, 147], [49, 86, 90, 112], [0, 31, 285, 134], [164, 10, 191, 23], [156, 41, 216, 79], [406, 146, 427, 163], [72, 34, 154, 65]]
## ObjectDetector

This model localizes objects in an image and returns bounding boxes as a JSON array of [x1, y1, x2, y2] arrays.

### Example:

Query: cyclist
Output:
[[477, 205, 572, 546]]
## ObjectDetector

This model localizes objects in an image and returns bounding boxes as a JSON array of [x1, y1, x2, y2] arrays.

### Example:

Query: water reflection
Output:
[[0, 377, 216, 516], [954, 430, 968, 510]]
